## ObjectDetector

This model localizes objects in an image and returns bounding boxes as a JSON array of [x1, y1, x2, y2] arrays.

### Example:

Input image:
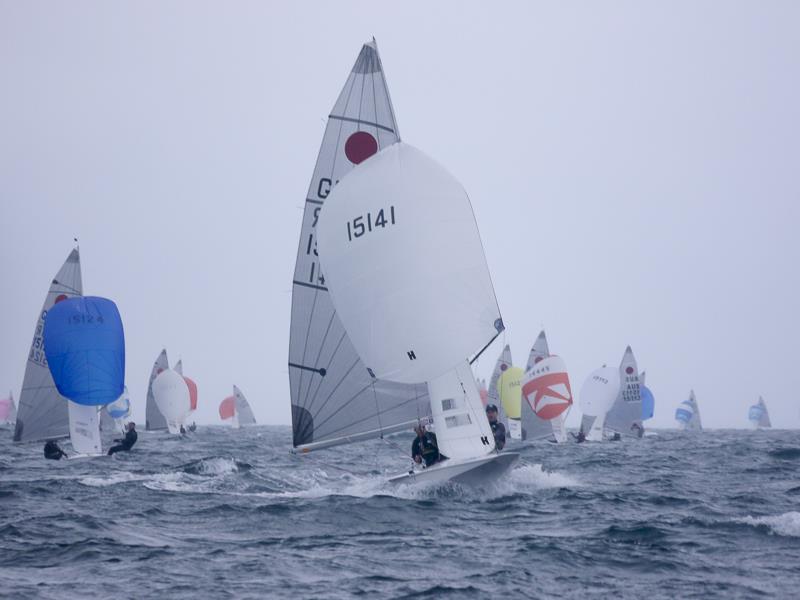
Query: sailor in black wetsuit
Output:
[[108, 422, 138, 455], [411, 424, 444, 467], [486, 404, 506, 451], [44, 440, 67, 460]]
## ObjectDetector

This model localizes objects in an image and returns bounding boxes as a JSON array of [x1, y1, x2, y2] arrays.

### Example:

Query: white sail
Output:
[[233, 385, 256, 426], [288, 41, 430, 452], [579, 366, 619, 440], [174, 360, 183, 375], [145, 349, 169, 431], [68, 400, 102, 455], [152, 369, 191, 434], [605, 346, 644, 438], [318, 142, 504, 462], [15, 249, 83, 442], [525, 330, 550, 372]]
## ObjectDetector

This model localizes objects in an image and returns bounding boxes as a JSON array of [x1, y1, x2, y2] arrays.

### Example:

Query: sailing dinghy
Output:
[[43, 296, 126, 456], [675, 390, 702, 431], [318, 140, 517, 486], [0, 392, 16, 425], [605, 346, 644, 438], [748, 396, 772, 429], [520, 331, 573, 443], [219, 385, 256, 428]]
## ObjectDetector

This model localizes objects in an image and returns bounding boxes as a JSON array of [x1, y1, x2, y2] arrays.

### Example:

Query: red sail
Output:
[[219, 396, 235, 420]]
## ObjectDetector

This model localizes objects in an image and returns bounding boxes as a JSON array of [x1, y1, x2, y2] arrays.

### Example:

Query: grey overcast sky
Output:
[[1, 1, 798, 429]]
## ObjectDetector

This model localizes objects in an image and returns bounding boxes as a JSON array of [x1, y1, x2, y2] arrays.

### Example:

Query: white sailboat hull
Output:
[[387, 452, 520, 486]]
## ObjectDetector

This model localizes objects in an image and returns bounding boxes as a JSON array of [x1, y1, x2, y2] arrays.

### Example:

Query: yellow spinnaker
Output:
[[498, 366, 524, 419]]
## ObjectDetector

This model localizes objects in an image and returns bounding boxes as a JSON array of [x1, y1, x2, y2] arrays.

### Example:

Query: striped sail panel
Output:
[[288, 41, 430, 450], [145, 349, 169, 431], [233, 385, 256, 425], [14, 249, 82, 442]]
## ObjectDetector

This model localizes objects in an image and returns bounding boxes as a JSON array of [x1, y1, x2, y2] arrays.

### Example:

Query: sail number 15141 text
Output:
[[346, 206, 396, 241]]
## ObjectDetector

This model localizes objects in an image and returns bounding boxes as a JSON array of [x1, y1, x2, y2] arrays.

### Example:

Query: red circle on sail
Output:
[[55, 294, 68, 304], [345, 132, 378, 164], [626, 366, 634, 374]]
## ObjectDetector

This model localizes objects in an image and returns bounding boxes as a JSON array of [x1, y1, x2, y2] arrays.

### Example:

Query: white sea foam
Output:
[[736, 512, 800, 537], [192, 457, 240, 476]]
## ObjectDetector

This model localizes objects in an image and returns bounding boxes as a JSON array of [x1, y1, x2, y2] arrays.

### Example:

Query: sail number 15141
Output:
[[346, 206, 396, 241]]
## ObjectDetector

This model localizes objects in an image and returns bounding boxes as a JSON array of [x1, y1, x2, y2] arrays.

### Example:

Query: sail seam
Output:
[[327, 114, 395, 134]]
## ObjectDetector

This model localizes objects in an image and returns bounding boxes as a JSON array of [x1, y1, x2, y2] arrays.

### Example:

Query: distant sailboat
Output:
[[14, 249, 82, 443], [145, 349, 169, 431], [0, 392, 16, 425], [675, 390, 702, 431], [288, 41, 430, 453], [520, 331, 572, 443], [605, 346, 644, 438], [43, 296, 126, 455], [487, 345, 515, 435], [152, 370, 191, 434], [579, 366, 620, 441], [105, 387, 131, 435], [219, 385, 256, 428], [748, 396, 772, 429]]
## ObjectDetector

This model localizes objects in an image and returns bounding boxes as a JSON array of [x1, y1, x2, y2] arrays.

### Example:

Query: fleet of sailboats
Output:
[[4, 38, 788, 466]]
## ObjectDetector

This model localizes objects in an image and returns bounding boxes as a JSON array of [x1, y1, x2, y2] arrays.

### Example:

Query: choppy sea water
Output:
[[1, 426, 799, 599]]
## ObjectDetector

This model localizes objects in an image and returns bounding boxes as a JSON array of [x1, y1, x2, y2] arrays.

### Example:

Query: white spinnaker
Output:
[[318, 143, 503, 461], [579, 367, 620, 418], [318, 143, 503, 384], [146, 349, 169, 431], [68, 401, 102, 455], [14, 249, 82, 442], [152, 370, 191, 434]]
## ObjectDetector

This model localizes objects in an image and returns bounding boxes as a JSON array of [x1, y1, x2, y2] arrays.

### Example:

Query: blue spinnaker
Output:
[[107, 388, 131, 419], [675, 406, 693, 423], [43, 296, 125, 406], [641, 385, 655, 420]]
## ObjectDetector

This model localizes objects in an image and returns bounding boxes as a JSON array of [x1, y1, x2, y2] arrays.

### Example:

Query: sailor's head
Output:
[[127, 422, 136, 431], [486, 404, 499, 421], [414, 423, 426, 436]]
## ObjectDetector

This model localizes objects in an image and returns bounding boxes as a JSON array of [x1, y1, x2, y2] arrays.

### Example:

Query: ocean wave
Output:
[[735, 512, 800, 537]]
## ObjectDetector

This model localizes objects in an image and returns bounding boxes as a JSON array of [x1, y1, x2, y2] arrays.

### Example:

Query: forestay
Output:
[[146, 349, 169, 431], [15, 249, 83, 443], [605, 346, 644, 438], [318, 142, 503, 461], [288, 41, 430, 452]]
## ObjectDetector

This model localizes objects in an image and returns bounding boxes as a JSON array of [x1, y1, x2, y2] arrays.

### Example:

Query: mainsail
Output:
[[145, 349, 169, 431], [288, 41, 430, 452], [675, 390, 702, 431], [748, 396, 772, 429], [14, 249, 82, 442], [234, 385, 256, 425], [605, 346, 644, 438]]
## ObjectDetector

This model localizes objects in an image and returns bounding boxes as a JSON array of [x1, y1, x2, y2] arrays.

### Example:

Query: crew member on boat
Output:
[[44, 440, 67, 460], [486, 404, 506, 450], [412, 424, 443, 467], [108, 422, 138, 455]]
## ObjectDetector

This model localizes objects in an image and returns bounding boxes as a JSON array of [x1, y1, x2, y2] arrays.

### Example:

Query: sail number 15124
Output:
[[346, 206, 396, 241]]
